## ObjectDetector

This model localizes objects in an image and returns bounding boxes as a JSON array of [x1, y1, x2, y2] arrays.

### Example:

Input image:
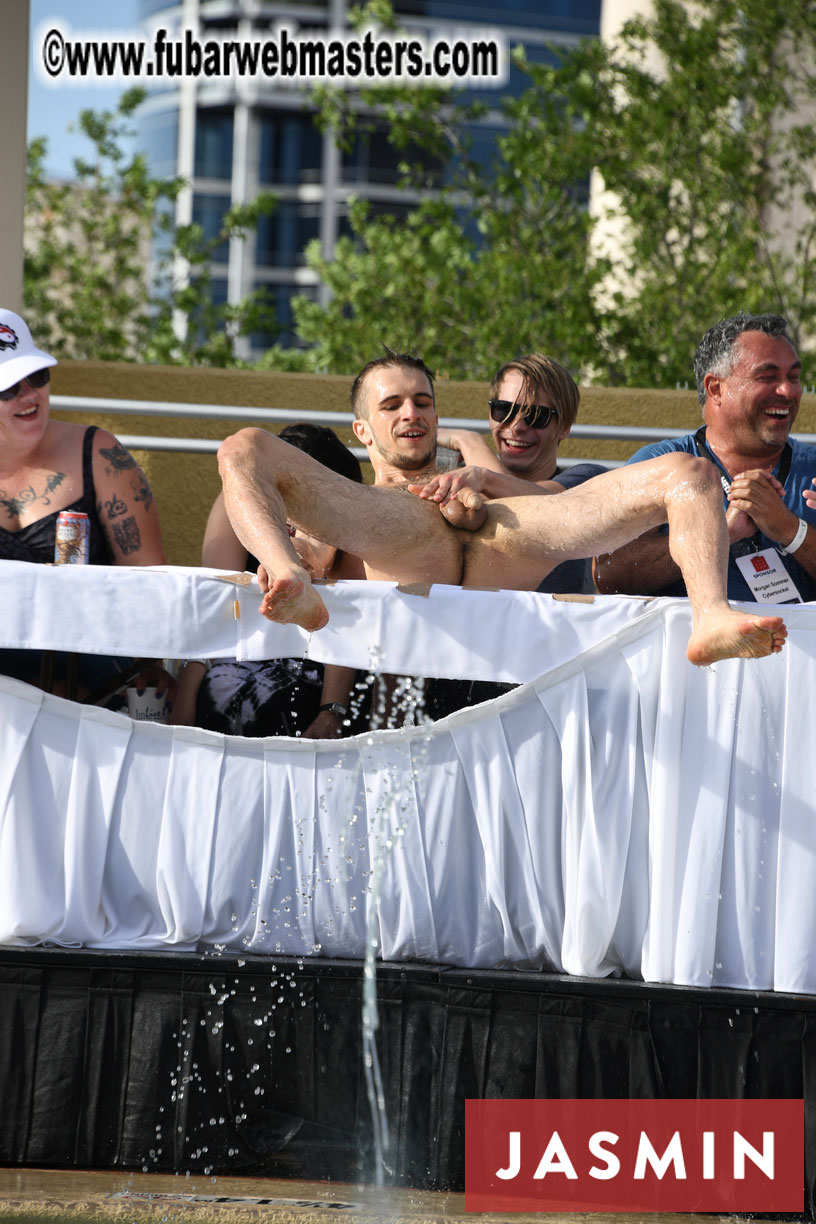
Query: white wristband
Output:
[[781, 517, 808, 555]]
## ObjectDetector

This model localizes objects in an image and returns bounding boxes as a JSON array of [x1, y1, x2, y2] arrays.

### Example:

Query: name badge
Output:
[[735, 548, 803, 604]]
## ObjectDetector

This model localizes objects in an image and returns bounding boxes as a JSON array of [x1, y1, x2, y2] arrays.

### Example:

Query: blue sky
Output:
[[28, 0, 140, 178]]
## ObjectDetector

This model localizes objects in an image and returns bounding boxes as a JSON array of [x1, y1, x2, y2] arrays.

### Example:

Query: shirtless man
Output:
[[217, 353, 787, 667]]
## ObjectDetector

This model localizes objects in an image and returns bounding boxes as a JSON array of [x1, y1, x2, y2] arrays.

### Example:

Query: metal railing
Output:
[[51, 394, 816, 467]]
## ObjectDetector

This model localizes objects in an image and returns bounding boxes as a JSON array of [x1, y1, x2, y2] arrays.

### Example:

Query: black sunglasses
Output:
[[488, 398, 557, 429], [0, 368, 50, 402]]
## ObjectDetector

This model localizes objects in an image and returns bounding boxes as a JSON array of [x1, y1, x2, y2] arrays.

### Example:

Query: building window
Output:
[[341, 123, 443, 187], [251, 282, 318, 350], [192, 194, 232, 264], [195, 109, 234, 181], [256, 204, 321, 268], [393, 0, 599, 34], [258, 112, 323, 186], [141, 111, 178, 178]]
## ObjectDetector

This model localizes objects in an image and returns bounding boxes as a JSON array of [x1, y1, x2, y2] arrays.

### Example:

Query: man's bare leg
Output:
[[220, 434, 784, 663], [461, 454, 786, 664], [217, 428, 465, 629]]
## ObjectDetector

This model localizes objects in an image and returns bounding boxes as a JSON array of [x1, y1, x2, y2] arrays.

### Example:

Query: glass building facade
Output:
[[138, 0, 600, 353]]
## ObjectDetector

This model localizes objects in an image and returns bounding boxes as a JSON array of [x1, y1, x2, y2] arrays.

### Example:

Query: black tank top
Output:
[[0, 426, 113, 565]]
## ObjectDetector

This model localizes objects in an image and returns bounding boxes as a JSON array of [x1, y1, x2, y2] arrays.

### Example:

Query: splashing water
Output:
[[139, 654, 437, 1189], [358, 656, 433, 1183]]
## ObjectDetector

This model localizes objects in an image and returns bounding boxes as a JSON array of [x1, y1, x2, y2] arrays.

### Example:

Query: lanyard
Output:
[[693, 426, 792, 550]]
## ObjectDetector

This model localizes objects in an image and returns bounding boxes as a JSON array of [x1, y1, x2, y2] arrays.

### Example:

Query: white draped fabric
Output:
[[1, 562, 814, 994]]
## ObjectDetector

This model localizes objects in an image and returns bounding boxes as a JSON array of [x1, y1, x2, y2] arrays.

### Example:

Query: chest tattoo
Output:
[[0, 471, 67, 521]]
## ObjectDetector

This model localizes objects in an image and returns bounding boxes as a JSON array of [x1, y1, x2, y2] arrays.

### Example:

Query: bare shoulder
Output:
[[41, 418, 85, 462]]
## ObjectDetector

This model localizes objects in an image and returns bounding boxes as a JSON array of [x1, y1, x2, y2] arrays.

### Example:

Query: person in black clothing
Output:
[[0, 308, 168, 697]]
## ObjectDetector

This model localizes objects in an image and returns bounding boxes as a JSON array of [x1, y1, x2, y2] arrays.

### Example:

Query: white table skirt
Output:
[[1, 561, 814, 993], [0, 559, 653, 681]]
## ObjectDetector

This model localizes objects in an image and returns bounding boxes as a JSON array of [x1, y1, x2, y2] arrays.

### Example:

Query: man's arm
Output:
[[301, 665, 358, 739], [436, 427, 505, 474], [594, 442, 691, 594], [595, 500, 762, 593], [411, 466, 562, 508], [594, 527, 682, 593]]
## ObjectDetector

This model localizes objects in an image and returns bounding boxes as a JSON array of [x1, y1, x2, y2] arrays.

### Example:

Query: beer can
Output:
[[54, 511, 90, 565]]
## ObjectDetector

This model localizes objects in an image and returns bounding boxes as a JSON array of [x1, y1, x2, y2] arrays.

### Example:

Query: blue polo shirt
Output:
[[627, 433, 816, 602]]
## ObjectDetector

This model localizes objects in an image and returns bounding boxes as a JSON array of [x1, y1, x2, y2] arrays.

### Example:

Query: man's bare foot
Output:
[[259, 574, 328, 631], [686, 609, 787, 666]]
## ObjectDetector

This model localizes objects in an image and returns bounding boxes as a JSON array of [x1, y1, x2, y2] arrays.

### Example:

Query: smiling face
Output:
[[489, 369, 569, 481], [352, 364, 438, 476], [0, 371, 51, 450], [703, 331, 802, 459]]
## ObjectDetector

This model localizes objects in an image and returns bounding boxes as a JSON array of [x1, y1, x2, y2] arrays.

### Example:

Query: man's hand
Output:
[[804, 479, 816, 511], [727, 468, 795, 544], [132, 662, 176, 702], [409, 466, 492, 506], [301, 709, 345, 739], [725, 504, 758, 543], [406, 480, 487, 532]]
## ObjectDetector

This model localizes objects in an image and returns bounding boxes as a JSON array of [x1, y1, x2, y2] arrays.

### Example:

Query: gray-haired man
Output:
[[596, 312, 816, 605]]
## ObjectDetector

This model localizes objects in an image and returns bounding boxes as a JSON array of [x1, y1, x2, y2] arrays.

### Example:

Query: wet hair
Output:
[[279, 422, 363, 483], [349, 346, 436, 419], [693, 313, 795, 406], [489, 354, 580, 430]]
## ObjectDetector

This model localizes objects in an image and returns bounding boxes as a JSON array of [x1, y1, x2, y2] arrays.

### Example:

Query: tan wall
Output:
[[50, 360, 816, 567]]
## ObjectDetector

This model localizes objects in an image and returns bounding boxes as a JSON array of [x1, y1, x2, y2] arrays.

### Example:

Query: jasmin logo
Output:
[[465, 1098, 803, 1212]]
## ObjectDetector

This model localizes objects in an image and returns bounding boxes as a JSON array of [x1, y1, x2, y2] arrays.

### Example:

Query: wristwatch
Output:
[[318, 702, 348, 719]]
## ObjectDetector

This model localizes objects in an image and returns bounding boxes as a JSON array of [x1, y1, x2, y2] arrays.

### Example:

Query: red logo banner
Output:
[[465, 1098, 803, 1212]]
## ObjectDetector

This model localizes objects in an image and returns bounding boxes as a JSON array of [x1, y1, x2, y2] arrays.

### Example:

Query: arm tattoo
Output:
[[112, 515, 142, 555], [99, 441, 138, 474], [130, 470, 154, 511], [104, 493, 128, 520]]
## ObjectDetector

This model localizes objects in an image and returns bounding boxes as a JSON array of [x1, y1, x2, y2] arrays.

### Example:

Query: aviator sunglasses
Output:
[[0, 368, 51, 402], [488, 398, 557, 429]]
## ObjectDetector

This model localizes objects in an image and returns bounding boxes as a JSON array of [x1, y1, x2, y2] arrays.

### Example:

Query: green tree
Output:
[[291, 0, 816, 384], [579, 0, 816, 384], [25, 88, 276, 366]]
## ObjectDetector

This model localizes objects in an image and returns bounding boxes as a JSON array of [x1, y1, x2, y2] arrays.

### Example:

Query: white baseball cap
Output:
[[0, 309, 57, 393]]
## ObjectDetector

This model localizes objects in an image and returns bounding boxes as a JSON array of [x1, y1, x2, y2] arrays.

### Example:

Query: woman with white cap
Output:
[[0, 308, 168, 695], [0, 309, 165, 567]]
